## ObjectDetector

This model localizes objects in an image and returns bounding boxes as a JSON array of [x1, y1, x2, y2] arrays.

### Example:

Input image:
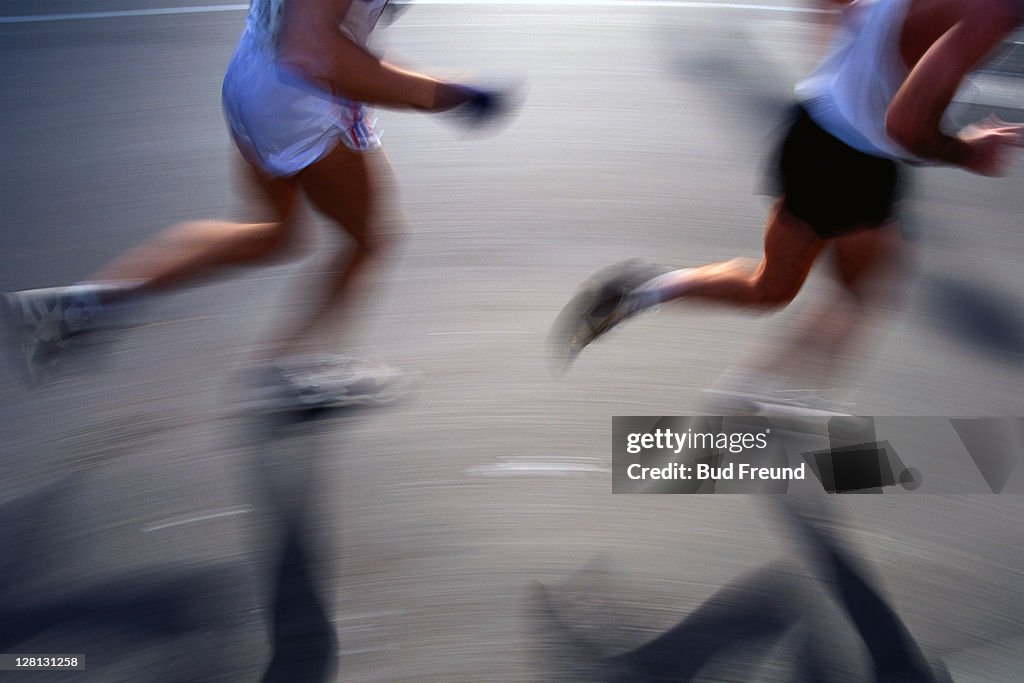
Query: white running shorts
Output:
[[221, 29, 381, 177]]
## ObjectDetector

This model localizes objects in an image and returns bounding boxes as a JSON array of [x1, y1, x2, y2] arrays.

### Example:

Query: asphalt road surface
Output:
[[2, 2, 1024, 681]]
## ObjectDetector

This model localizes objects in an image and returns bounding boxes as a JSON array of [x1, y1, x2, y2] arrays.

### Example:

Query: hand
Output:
[[958, 115, 1024, 176], [435, 80, 523, 133], [447, 84, 510, 127]]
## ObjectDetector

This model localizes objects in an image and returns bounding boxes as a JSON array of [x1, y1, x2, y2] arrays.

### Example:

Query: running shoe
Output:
[[702, 386, 856, 418], [698, 369, 874, 443], [702, 369, 856, 419], [1, 285, 115, 384], [247, 355, 413, 413], [548, 259, 669, 375]]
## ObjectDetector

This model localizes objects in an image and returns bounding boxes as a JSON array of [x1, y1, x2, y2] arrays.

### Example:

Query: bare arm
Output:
[[885, 0, 1019, 172], [276, 0, 472, 111]]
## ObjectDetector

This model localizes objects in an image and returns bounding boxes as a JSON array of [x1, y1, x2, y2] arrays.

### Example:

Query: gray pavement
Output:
[[2, 2, 1024, 681]]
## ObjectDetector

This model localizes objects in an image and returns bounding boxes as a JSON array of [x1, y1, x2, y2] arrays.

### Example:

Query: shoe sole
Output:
[[245, 370, 419, 415], [700, 389, 875, 441], [702, 390, 853, 417], [547, 259, 673, 376]]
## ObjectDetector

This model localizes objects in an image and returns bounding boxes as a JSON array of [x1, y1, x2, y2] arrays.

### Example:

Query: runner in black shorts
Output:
[[551, 0, 1024, 409], [778, 105, 901, 240]]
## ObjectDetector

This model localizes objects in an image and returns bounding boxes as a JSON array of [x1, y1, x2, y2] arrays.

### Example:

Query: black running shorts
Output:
[[775, 105, 902, 239]]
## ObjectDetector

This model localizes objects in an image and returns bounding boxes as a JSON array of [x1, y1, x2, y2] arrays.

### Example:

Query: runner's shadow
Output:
[[0, 475, 256, 679], [533, 498, 955, 681], [531, 561, 800, 682], [921, 275, 1024, 366], [0, 403, 360, 681], [242, 410, 353, 683], [0, 564, 252, 653], [259, 518, 337, 683], [780, 499, 954, 682]]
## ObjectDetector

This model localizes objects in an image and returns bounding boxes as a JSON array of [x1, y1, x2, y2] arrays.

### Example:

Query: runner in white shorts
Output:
[[223, 0, 388, 173], [4, 0, 515, 409]]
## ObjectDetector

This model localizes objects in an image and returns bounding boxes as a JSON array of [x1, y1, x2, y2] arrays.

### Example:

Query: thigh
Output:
[[294, 143, 396, 249], [755, 201, 827, 300], [829, 223, 905, 298], [234, 154, 301, 223]]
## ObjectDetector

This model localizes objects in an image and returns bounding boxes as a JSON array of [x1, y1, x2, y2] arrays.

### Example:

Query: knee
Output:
[[245, 220, 306, 264], [352, 230, 390, 259], [232, 219, 307, 266], [750, 277, 802, 311], [350, 213, 404, 259]]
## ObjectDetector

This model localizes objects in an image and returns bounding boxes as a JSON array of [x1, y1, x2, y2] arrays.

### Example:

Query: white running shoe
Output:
[[702, 369, 856, 419], [247, 355, 413, 413], [2, 285, 122, 384]]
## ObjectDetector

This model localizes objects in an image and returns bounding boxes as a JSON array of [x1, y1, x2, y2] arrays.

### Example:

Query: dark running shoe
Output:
[[548, 259, 670, 376]]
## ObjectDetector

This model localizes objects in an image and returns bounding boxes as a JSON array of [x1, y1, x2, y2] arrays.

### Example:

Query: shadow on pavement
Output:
[[922, 275, 1024, 366], [0, 405, 358, 682], [532, 498, 955, 682]]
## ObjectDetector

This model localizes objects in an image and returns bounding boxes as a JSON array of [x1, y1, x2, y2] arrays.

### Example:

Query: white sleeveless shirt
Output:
[[795, 0, 914, 160], [246, 0, 390, 52]]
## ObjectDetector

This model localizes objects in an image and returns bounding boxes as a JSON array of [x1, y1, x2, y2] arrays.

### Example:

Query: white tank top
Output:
[[246, 0, 390, 53], [795, 0, 914, 160]]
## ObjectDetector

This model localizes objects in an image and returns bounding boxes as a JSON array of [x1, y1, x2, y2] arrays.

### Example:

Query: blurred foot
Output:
[[246, 355, 413, 413], [2, 284, 130, 384], [702, 369, 855, 418], [548, 259, 669, 375]]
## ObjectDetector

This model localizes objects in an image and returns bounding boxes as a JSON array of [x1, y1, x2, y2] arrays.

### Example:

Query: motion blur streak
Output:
[[1, 1, 1023, 681]]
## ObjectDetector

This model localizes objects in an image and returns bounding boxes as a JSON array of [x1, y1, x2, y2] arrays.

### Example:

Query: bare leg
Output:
[[550, 201, 828, 373], [757, 224, 905, 388], [4, 159, 303, 382], [264, 144, 397, 359], [87, 141, 395, 361], [86, 160, 300, 294], [636, 201, 825, 310]]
